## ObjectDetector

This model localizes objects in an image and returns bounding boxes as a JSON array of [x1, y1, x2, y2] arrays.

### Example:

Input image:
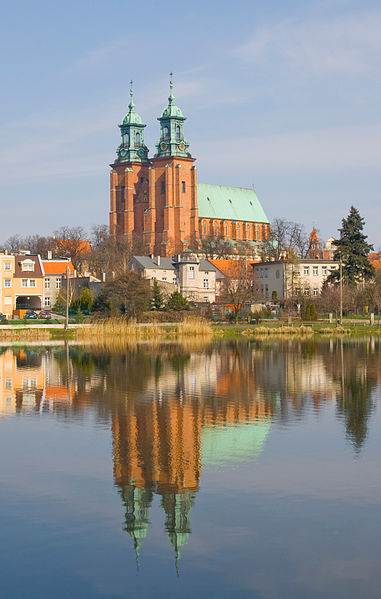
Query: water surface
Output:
[[0, 339, 380, 598]]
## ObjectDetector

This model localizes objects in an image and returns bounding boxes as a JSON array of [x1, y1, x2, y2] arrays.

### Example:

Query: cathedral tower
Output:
[[109, 82, 150, 244], [148, 77, 198, 256]]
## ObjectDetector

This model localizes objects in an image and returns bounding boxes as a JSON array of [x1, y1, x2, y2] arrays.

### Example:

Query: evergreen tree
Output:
[[327, 206, 374, 285], [165, 291, 190, 311], [150, 280, 164, 311]]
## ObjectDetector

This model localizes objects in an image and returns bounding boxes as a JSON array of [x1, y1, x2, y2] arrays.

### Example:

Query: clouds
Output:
[[235, 11, 381, 76]]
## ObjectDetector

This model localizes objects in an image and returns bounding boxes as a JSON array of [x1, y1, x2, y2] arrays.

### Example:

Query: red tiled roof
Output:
[[42, 261, 74, 275]]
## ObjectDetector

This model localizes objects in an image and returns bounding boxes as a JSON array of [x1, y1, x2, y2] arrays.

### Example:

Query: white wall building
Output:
[[253, 259, 339, 301]]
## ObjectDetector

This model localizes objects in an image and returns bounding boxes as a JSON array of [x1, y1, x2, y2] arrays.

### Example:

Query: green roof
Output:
[[201, 421, 271, 466], [197, 183, 269, 223]]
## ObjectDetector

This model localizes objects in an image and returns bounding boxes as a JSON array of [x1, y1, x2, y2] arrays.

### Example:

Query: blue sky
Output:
[[1, 0, 380, 246]]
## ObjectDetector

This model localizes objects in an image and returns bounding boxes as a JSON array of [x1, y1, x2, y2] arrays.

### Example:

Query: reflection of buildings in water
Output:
[[111, 347, 274, 568], [0, 348, 73, 416]]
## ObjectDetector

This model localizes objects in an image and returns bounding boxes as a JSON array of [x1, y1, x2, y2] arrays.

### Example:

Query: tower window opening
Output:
[[124, 133, 129, 146], [181, 181, 186, 193], [136, 132, 140, 146], [164, 126, 169, 138], [161, 181, 165, 194], [176, 125, 180, 141]]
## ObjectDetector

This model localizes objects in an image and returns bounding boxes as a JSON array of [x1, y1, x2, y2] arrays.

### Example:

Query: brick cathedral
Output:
[[109, 79, 270, 257]]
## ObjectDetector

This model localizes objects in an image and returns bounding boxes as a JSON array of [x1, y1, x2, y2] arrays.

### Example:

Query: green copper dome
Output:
[[121, 85, 144, 125], [160, 80, 185, 119]]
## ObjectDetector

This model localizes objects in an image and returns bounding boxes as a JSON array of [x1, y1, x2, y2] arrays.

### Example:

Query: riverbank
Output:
[[1, 319, 381, 342]]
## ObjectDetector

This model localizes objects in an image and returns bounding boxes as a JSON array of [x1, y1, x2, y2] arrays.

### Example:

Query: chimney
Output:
[[157, 256, 160, 266], [102, 272, 106, 282], [47, 250, 52, 260]]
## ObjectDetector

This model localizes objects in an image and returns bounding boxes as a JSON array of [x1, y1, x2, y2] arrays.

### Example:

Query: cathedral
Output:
[[109, 79, 270, 257]]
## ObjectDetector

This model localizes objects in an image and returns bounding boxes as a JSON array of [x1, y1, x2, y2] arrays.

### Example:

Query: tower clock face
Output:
[[179, 142, 185, 151], [160, 142, 167, 151], [120, 148, 127, 157], [137, 147, 145, 158]]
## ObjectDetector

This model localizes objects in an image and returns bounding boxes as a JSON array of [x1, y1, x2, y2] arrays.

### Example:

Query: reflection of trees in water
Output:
[[4, 339, 380, 564], [323, 339, 380, 451]]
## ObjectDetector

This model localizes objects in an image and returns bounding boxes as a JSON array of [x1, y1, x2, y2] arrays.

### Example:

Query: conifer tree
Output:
[[165, 291, 189, 311], [150, 280, 164, 311], [327, 206, 374, 285]]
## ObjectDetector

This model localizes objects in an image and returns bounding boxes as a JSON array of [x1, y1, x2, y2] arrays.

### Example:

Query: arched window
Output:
[[124, 133, 129, 146], [236, 223, 240, 239], [164, 126, 169, 138], [203, 222, 206, 236], [136, 132, 140, 146], [176, 125, 180, 140]]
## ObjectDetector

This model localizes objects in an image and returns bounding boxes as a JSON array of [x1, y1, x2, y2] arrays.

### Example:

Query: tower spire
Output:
[[155, 75, 191, 158], [169, 72, 175, 104], [129, 79, 135, 112]]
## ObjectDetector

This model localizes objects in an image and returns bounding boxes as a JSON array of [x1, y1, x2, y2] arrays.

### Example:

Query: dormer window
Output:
[[21, 260, 34, 272]]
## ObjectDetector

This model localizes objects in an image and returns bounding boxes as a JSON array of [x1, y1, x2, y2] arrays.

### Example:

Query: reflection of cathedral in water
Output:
[[111, 348, 273, 568], [1, 339, 380, 567]]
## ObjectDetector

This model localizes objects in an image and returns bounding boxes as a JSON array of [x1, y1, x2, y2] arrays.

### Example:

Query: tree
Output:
[[165, 291, 189, 311], [327, 206, 374, 285], [71, 287, 93, 313], [261, 218, 308, 260], [53, 226, 89, 272], [91, 290, 111, 314], [220, 261, 257, 323], [150, 280, 164, 311], [103, 272, 150, 318]]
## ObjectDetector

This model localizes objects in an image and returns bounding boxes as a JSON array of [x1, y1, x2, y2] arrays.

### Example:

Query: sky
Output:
[[0, 0, 380, 246]]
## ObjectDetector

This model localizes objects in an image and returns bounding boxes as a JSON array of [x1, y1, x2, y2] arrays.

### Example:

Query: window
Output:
[[45, 278, 50, 289], [22, 279, 28, 287], [22, 262, 34, 271], [4, 279, 11, 288], [5, 379, 12, 389], [161, 181, 165, 194], [236, 223, 240, 239], [29, 279, 36, 288], [176, 125, 180, 141], [313, 288, 319, 296], [164, 126, 169, 138], [304, 266, 310, 275], [203, 279, 209, 289], [189, 266, 195, 279], [204, 297, 208, 303], [312, 266, 318, 276], [4, 262, 11, 271], [162, 277, 167, 281], [44, 297, 51, 307], [181, 181, 186, 193], [136, 132, 140, 146], [304, 288, 310, 296], [276, 269, 280, 279], [4, 296, 12, 305], [56, 278, 62, 289], [322, 266, 327, 276]]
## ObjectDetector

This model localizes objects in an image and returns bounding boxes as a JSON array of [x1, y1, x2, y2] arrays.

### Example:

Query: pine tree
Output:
[[165, 291, 189, 311], [150, 280, 164, 311], [327, 206, 374, 285]]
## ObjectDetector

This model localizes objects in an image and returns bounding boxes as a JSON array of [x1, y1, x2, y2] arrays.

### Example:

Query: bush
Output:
[[305, 303, 317, 321]]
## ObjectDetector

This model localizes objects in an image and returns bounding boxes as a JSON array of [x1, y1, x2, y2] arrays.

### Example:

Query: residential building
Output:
[[13, 254, 44, 312], [253, 259, 340, 301], [0, 254, 15, 319], [129, 254, 218, 303], [109, 80, 270, 256], [42, 258, 74, 308]]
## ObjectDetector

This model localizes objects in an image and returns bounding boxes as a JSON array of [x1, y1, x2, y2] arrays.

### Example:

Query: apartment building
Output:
[[0, 254, 16, 319], [129, 254, 218, 303], [42, 258, 74, 308], [253, 259, 340, 301]]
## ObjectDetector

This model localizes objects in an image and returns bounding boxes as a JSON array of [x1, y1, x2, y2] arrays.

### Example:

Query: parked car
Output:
[[39, 310, 52, 319], [24, 310, 38, 319]]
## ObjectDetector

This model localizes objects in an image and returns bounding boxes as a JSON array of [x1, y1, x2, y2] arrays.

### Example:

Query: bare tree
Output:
[[261, 218, 308, 260], [220, 261, 258, 322]]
